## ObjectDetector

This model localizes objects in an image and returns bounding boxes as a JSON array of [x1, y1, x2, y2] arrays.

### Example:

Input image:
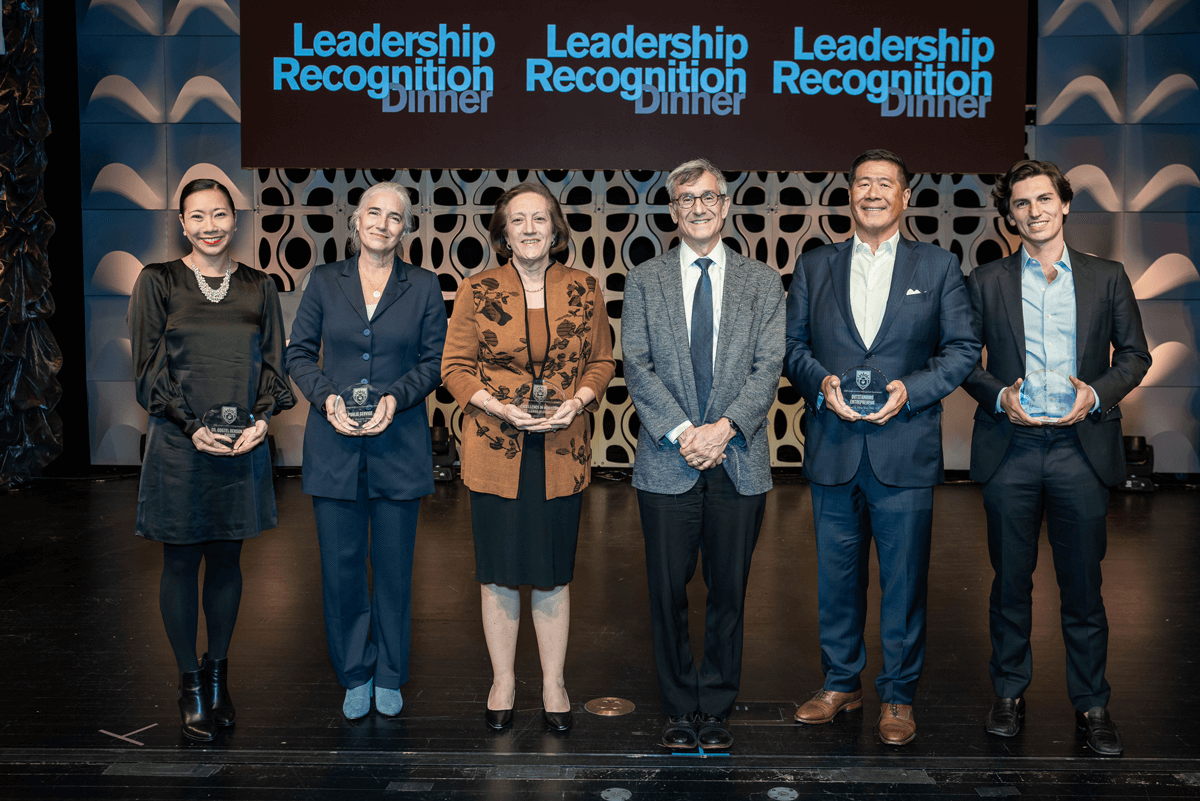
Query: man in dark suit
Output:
[[784, 149, 979, 745], [962, 160, 1150, 755], [622, 158, 785, 751]]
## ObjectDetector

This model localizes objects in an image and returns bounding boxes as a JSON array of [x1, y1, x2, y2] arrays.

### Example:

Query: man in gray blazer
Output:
[[622, 158, 785, 752]]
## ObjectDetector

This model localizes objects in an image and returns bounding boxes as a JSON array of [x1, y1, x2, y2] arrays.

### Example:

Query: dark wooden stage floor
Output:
[[2, 472, 1199, 799]]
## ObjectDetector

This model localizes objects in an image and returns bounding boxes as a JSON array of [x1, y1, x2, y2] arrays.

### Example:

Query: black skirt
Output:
[[469, 433, 582, 588]]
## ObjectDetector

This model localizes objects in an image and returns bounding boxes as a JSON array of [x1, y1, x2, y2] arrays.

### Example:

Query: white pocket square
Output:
[[906, 288, 922, 295]]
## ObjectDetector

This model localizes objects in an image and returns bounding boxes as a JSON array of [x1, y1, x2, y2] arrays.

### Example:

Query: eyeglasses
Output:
[[671, 191, 727, 209]]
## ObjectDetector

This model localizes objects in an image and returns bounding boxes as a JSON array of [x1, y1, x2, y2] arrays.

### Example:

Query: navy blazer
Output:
[[285, 256, 448, 501], [784, 236, 980, 488], [962, 247, 1151, 487]]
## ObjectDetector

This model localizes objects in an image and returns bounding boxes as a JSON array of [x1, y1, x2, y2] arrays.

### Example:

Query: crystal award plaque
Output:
[[202, 403, 252, 441], [338, 383, 383, 429], [839, 366, 890, 416], [1019, 369, 1076, 421], [520, 379, 563, 419]]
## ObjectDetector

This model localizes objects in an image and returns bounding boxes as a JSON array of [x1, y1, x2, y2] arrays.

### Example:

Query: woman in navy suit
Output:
[[285, 181, 447, 719]]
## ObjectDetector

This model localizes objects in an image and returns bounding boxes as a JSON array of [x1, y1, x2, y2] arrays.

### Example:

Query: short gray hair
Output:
[[666, 158, 727, 200], [348, 181, 414, 253]]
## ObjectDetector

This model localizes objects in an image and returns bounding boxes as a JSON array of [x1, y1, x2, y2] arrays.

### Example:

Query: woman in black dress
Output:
[[128, 178, 294, 741]]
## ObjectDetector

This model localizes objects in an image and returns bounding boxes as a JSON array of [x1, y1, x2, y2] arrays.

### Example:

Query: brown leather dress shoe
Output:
[[877, 702, 916, 745], [794, 689, 863, 724]]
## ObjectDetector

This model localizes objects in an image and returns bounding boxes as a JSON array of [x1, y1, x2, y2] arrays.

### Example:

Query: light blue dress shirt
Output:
[[995, 247, 1099, 415]]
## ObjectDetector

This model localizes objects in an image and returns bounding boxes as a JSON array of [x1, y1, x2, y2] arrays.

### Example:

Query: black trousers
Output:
[[982, 426, 1112, 712], [637, 466, 766, 718]]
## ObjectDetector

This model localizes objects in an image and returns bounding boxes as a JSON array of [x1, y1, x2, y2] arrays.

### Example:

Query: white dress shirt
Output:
[[667, 241, 727, 443], [849, 230, 899, 348]]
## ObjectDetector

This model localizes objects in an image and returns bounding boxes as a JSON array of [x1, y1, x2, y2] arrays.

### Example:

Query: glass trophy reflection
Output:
[[1019, 369, 1076, 421], [520, 379, 562, 419], [839, 366, 889, 415], [337, 383, 383, 429], [202, 403, 252, 443]]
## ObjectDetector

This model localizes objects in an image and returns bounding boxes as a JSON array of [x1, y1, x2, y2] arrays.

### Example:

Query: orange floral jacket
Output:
[[442, 263, 615, 499]]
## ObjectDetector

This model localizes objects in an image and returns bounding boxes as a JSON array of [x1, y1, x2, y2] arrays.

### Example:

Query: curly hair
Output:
[[992, 160, 1074, 219]]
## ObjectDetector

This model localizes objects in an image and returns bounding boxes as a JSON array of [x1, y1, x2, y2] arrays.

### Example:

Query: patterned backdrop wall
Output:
[[252, 167, 1021, 468], [77, 0, 1199, 474]]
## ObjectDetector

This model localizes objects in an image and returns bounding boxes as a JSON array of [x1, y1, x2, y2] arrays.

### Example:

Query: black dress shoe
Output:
[[661, 713, 698, 749], [985, 697, 1025, 737], [201, 653, 235, 728], [1076, 706, 1123, 755], [485, 707, 513, 730], [178, 669, 217, 742], [543, 708, 573, 731], [696, 713, 733, 750]]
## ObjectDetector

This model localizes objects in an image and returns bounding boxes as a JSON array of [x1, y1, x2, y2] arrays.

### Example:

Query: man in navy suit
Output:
[[784, 149, 979, 745], [963, 160, 1150, 755]]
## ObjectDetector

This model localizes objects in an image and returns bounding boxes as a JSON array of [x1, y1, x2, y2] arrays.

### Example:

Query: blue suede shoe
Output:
[[342, 678, 373, 720], [375, 685, 403, 717]]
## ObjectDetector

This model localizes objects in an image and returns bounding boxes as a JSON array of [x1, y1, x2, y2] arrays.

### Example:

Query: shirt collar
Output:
[[852, 230, 900, 257], [1020, 245, 1072, 274], [680, 240, 725, 271]]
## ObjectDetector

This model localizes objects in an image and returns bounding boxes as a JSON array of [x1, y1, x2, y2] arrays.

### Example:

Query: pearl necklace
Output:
[[189, 255, 233, 303]]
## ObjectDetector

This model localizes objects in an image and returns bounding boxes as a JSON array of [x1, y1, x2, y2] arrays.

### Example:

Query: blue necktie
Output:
[[690, 257, 714, 421]]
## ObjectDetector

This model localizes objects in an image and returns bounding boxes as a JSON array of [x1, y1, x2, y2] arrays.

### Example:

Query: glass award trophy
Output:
[[521, 378, 563, 419], [839, 366, 889, 415], [338, 383, 383, 429], [202, 403, 252, 441], [1019, 369, 1076, 421]]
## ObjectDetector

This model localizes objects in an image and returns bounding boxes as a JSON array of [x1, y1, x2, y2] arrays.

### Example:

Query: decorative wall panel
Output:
[[1038, 0, 1200, 472], [251, 168, 1021, 468]]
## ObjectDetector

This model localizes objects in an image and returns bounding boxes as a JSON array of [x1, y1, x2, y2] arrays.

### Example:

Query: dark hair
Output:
[[179, 178, 235, 216], [992, 159, 1074, 219], [488, 182, 570, 260], [849, 149, 911, 190]]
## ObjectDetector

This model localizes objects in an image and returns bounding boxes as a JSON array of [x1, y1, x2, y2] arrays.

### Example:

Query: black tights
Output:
[[160, 540, 244, 673]]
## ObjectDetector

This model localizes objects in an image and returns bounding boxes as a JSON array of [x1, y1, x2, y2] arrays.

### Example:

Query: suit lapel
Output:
[[1069, 247, 1096, 372], [656, 249, 700, 416], [998, 253, 1025, 367], [828, 240, 867, 351], [337, 260, 370, 325], [872, 237, 919, 345], [371, 256, 412, 321]]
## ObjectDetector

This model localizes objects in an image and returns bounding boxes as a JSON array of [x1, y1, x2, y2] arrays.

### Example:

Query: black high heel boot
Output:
[[201, 653, 235, 728], [178, 669, 217, 742]]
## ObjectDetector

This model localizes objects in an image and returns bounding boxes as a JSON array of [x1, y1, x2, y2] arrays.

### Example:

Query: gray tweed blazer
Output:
[[621, 245, 786, 496]]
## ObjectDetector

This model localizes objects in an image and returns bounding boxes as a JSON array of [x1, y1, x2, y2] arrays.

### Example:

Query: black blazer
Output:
[[962, 246, 1151, 487], [285, 256, 448, 501]]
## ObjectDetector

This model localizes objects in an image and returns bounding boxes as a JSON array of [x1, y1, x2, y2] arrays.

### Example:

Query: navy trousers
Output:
[[638, 465, 766, 719], [982, 426, 1111, 712], [809, 453, 933, 704], [312, 459, 419, 691]]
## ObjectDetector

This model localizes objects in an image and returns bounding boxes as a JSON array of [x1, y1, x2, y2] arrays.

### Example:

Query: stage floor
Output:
[[2, 473, 1199, 799]]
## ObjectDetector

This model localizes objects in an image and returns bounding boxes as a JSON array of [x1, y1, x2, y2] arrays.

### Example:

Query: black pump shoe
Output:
[[485, 707, 513, 730], [178, 669, 217, 742], [543, 707, 573, 731], [201, 653, 235, 728]]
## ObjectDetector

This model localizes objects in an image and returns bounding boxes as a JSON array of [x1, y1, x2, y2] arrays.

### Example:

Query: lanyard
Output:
[[521, 265, 553, 382]]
